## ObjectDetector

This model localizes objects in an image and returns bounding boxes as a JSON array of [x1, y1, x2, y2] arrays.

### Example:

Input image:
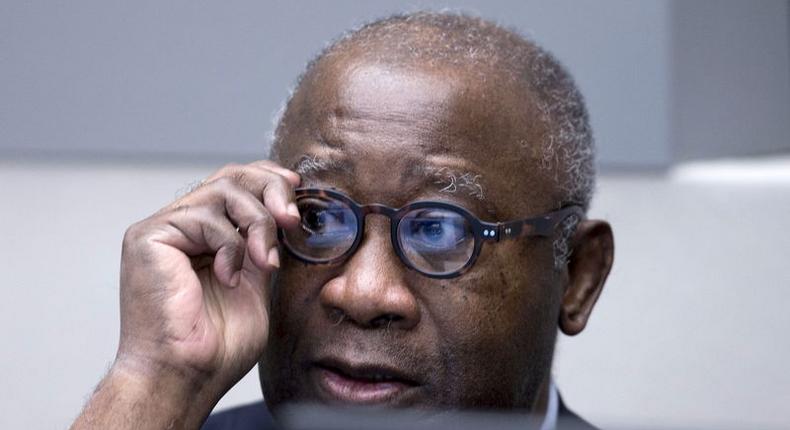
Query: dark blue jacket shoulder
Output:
[[201, 401, 274, 430]]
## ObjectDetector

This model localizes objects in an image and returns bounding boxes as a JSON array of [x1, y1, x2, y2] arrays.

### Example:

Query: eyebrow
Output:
[[418, 165, 486, 201], [292, 154, 354, 178], [416, 164, 500, 218], [293, 153, 499, 217]]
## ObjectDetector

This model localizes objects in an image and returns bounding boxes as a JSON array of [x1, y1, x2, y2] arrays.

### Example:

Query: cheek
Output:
[[267, 260, 331, 341], [438, 244, 560, 341], [436, 276, 552, 357], [262, 259, 347, 405], [427, 246, 562, 404], [262, 264, 324, 369]]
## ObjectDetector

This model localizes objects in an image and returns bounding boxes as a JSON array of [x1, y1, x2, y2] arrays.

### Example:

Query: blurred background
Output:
[[2, 1, 789, 428]]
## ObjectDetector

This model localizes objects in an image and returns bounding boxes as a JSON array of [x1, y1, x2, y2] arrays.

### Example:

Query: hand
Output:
[[115, 160, 300, 400]]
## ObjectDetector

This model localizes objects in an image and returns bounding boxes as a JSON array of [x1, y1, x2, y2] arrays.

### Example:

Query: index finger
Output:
[[205, 164, 300, 229], [248, 160, 301, 187]]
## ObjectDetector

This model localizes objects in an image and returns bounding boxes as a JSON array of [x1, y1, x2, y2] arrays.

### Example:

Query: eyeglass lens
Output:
[[397, 208, 475, 275], [281, 194, 477, 276], [285, 196, 358, 261]]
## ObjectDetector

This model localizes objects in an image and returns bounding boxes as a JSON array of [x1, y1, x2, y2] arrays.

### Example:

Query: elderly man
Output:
[[71, 12, 613, 430]]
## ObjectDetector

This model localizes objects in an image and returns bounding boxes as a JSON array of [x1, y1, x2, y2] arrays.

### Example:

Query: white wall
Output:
[[671, 0, 790, 160], [1, 159, 788, 429]]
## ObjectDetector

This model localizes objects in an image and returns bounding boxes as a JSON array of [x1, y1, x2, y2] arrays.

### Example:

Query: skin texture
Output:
[[260, 52, 614, 412], [70, 34, 614, 430], [71, 161, 303, 429]]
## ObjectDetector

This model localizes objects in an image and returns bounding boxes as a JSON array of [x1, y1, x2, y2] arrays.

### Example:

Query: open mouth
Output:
[[312, 359, 420, 404]]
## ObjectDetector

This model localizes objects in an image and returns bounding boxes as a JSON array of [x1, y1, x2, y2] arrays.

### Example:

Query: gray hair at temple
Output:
[[270, 11, 596, 268]]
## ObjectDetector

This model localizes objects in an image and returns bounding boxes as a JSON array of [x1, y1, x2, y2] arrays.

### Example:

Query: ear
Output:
[[559, 219, 614, 336]]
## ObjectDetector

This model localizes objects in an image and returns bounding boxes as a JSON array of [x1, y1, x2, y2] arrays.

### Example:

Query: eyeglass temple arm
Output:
[[486, 206, 585, 242]]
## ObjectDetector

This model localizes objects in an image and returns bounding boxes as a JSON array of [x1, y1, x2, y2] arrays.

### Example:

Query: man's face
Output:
[[259, 54, 567, 411]]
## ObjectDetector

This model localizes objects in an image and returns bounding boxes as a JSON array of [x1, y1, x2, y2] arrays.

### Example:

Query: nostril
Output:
[[370, 313, 403, 328]]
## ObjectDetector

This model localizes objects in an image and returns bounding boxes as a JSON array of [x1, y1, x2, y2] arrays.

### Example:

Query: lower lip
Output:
[[314, 366, 413, 404]]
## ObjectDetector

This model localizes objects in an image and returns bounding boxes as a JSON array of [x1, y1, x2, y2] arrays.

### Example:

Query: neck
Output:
[[532, 374, 551, 416]]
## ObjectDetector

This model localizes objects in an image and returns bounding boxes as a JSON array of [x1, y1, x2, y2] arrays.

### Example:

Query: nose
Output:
[[319, 216, 420, 330]]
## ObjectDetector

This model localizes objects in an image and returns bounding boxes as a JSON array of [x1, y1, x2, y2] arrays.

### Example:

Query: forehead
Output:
[[277, 55, 559, 216], [308, 56, 526, 155]]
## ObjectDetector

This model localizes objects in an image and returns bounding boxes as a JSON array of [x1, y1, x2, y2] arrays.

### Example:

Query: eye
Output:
[[301, 205, 329, 233], [404, 210, 469, 253], [412, 220, 448, 242], [297, 199, 356, 248]]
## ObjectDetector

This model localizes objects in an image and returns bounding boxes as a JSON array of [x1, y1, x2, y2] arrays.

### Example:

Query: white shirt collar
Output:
[[538, 379, 559, 430]]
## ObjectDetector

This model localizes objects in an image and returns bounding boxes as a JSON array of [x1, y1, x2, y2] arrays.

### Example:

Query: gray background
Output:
[[2, 1, 790, 429], [4, 0, 789, 166]]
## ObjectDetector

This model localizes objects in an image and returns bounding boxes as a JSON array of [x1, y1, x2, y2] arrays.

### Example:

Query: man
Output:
[[71, 12, 614, 430]]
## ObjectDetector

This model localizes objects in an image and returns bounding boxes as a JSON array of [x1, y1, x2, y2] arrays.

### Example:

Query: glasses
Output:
[[279, 188, 584, 279]]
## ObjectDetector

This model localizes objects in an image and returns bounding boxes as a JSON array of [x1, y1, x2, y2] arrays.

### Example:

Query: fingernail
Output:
[[287, 203, 300, 219], [230, 271, 241, 288], [267, 247, 280, 268]]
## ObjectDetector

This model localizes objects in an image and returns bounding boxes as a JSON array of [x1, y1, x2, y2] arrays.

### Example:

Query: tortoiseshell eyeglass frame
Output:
[[279, 187, 585, 279]]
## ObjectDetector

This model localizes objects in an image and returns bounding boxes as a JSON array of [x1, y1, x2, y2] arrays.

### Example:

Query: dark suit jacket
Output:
[[201, 398, 598, 430]]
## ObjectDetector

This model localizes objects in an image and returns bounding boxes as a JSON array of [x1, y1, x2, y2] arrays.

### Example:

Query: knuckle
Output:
[[206, 176, 245, 199], [218, 166, 260, 192], [217, 230, 245, 263], [230, 165, 293, 199], [256, 210, 277, 233], [121, 220, 159, 262], [230, 170, 254, 189], [206, 163, 238, 181], [205, 163, 240, 182], [254, 160, 280, 169], [263, 172, 292, 195], [231, 234, 245, 251], [212, 175, 236, 190], [219, 162, 242, 175], [122, 221, 146, 248], [185, 205, 215, 222]]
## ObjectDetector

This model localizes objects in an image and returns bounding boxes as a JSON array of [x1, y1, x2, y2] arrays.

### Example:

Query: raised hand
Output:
[[71, 161, 300, 430]]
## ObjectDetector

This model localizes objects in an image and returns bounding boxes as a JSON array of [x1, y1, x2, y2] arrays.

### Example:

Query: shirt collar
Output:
[[538, 379, 559, 430]]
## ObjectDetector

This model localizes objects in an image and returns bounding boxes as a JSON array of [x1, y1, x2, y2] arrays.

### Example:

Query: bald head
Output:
[[272, 12, 595, 212]]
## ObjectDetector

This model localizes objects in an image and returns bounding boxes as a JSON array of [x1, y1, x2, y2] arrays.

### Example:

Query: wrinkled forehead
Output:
[[274, 54, 559, 215], [305, 54, 538, 148]]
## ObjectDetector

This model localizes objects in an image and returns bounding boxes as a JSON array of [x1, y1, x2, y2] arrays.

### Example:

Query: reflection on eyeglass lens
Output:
[[285, 194, 478, 275], [399, 208, 475, 275], [299, 200, 355, 248], [291, 199, 357, 255], [402, 210, 469, 254]]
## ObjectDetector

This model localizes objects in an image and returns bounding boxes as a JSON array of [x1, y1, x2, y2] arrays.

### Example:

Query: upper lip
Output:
[[315, 357, 421, 386]]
